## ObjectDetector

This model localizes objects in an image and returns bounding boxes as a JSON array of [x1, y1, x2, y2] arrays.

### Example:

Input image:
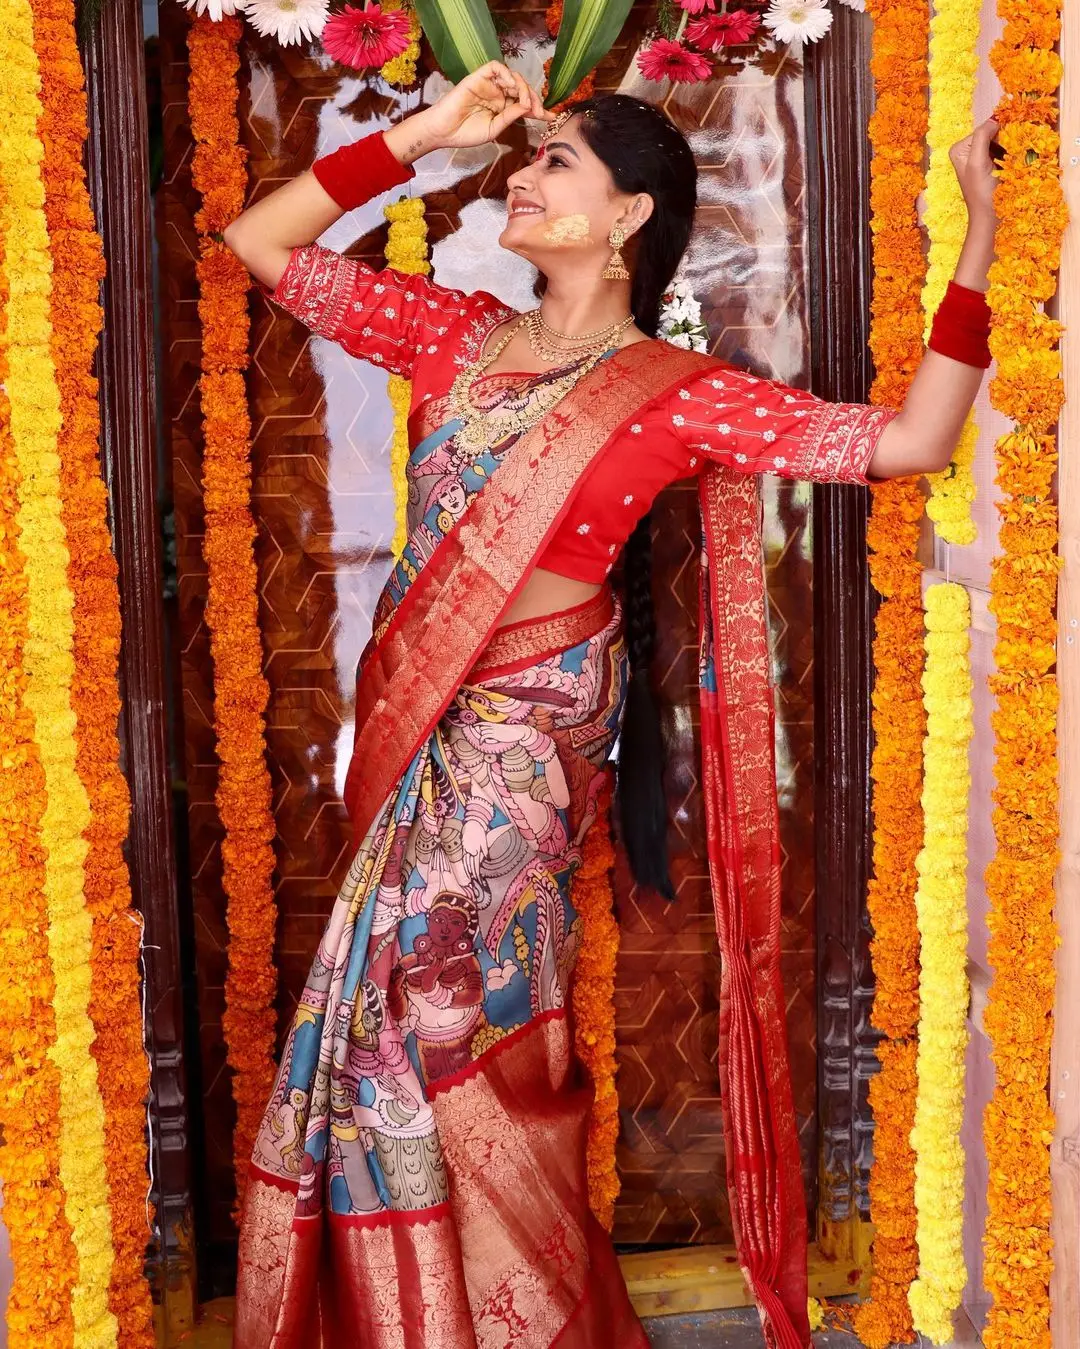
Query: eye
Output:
[[546, 154, 569, 169]]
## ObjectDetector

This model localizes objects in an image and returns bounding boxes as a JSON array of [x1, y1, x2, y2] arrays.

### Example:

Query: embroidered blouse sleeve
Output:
[[669, 366, 898, 484], [267, 243, 480, 379]]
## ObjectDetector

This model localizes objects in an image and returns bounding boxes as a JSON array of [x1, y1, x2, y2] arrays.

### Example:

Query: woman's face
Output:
[[500, 115, 650, 275]]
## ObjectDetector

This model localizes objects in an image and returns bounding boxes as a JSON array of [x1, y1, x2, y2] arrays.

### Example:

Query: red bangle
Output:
[[928, 281, 992, 368], [311, 130, 415, 212]]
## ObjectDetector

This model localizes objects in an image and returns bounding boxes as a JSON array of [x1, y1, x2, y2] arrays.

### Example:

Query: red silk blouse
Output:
[[269, 243, 897, 584]]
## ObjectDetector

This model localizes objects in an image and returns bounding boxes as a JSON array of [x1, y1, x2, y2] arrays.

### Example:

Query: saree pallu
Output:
[[236, 341, 812, 1349]]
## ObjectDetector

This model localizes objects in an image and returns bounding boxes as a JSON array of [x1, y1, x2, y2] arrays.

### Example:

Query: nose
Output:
[[506, 162, 537, 197]]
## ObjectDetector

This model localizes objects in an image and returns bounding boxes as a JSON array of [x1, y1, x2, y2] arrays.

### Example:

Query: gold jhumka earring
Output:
[[602, 224, 630, 281]]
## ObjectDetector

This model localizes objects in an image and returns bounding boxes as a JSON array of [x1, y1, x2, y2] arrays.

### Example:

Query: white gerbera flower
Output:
[[238, 0, 329, 45], [180, 0, 238, 18], [762, 0, 833, 45]]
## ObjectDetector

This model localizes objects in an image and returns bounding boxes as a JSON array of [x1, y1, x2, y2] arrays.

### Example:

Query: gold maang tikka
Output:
[[539, 109, 573, 147]]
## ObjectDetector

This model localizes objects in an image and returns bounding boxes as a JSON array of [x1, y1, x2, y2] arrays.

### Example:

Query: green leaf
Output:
[[545, 0, 635, 108], [412, 0, 503, 86]]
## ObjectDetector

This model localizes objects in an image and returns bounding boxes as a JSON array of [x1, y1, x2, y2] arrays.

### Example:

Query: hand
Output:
[[385, 62, 553, 164], [949, 118, 999, 231]]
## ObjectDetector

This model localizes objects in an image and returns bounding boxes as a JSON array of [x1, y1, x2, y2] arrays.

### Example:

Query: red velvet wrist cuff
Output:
[[928, 281, 992, 368], [312, 130, 415, 211]]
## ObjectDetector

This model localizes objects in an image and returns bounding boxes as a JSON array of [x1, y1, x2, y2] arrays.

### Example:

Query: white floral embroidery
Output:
[[428, 300, 438, 309], [774, 456, 787, 468], [374, 283, 386, 294], [437, 327, 447, 335], [405, 291, 415, 301], [784, 394, 796, 403], [630, 423, 642, 434], [718, 423, 731, 436], [373, 353, 383, 362], [384, 307, 396, 319], [362, 326, 373, 337], [794, 409, 806, 418], [678, 388, 691, 400], [710, 379, 725, 390], [754, 406, 768, 418], [623, 495, 634, 505], [576, 522, 591, 535], [672, 413, 685, 426], [427, 345, 438, 354], [689, 456, 698, 468], [764, 430, 777, 444], [735, 453, 747, 464]]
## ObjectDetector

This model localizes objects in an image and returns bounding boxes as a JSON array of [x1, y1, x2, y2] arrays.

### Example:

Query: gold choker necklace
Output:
[[524, 309, 634, 365]]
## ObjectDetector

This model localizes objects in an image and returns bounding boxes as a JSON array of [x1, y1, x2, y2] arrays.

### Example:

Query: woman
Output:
[[224, 63, 997, 1349]]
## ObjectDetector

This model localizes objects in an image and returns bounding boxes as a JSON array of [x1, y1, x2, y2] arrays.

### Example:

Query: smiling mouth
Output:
[[509, 203, 544, 218]]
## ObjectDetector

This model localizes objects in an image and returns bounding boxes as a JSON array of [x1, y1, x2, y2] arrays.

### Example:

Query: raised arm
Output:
[[224, 61, 551, 292], [866, 117, 998, 479]]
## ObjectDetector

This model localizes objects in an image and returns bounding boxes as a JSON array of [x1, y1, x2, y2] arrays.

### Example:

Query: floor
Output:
[[643, 1309, 863, 1347], [176, 1300, 868, 1346]]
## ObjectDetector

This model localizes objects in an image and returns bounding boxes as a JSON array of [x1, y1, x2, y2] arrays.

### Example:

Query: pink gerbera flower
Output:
[[686, 9, 761, 50], [322, 3, 411, 69], [677, 0, 717, 12], [637, 38, 712, 83]]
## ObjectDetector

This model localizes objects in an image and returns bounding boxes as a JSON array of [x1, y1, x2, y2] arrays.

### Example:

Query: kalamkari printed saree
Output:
[[235, 338, 816, 1349]]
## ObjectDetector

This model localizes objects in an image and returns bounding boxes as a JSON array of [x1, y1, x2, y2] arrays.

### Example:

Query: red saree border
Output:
[[343, 341, 719, 845], [471, 588, 616, 682], [426, 1007, 565, 1101], [698, 464, 808, 1349]]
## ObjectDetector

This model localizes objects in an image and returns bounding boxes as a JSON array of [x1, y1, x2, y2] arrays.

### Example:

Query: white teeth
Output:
[[511, 206, 543, 216]]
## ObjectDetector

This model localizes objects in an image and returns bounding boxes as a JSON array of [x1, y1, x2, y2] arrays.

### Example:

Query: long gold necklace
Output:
[[448, 310, 631, 456]]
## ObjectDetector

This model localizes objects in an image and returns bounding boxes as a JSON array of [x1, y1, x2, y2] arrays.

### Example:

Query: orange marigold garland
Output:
[[0, 177, 78, 1349], [570, 782, 621, 1229], [854, 0, 930, 1343], [981, 0, 1065, 1343], [31, 0, 155, 1337], [188, 13, 279, 1209]]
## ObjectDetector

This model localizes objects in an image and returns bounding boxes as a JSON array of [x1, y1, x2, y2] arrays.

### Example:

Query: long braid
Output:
[[617, 515, 674, 900]]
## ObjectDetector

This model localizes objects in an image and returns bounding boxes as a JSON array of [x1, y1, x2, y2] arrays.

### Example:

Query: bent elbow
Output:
[[222, 215, 250, 262]]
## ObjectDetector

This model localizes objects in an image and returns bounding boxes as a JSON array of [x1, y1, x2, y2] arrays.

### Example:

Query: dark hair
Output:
[[571, 95, 697, 900]]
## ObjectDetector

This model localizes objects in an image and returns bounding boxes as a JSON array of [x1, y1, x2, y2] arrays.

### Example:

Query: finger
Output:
[[489, 101, 529, 138], [509, 69, 532, 107], [969, 118, 998, 163], [527, 87, 555, 122]]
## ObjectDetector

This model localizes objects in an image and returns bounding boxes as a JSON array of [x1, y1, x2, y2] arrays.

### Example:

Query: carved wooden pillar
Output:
[[805, 6, 881, 1252], [82, 0, 197, 1335]]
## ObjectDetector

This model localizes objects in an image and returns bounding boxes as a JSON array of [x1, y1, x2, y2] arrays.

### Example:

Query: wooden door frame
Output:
[[82, 0, 198, 1339]]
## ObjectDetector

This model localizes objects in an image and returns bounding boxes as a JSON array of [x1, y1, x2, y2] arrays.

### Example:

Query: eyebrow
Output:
[[542, 141, 580, 159]]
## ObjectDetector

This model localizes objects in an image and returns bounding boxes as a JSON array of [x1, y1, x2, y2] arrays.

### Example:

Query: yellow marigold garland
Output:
[[31, 0, 156, 1337], [188, 14, 279, 1209], [381, 0, 421, 85], [981, 0, 1065, 1343], [384, 196, 429, 559], [921, 0, 981, 546], [854, 0, 929, 1342], [569, 783, 621, 1229], [0, 2, 119, 1343], [908, 582, 973, 1343], [0, 172, 79, 1349]]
